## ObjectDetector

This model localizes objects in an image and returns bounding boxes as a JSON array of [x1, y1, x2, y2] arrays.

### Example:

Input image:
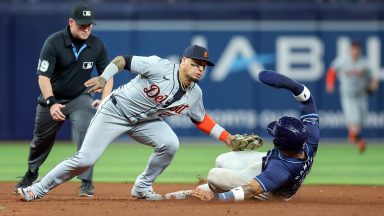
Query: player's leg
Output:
[[207, 152, 266, 192], [18, 107, 129, 201], [215, 151, 267, 170], [15, 104, 64, 191], [66, 93, 96, 195], [355, 95, 368, 153], [341, 95, 366, 153], [341, 96, 360, 143], [129, 119, 179, 199]]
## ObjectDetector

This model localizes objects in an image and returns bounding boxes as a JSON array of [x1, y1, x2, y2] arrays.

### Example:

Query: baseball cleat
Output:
[[13, 171, 39, 194], [79, 180, 95, 197], [17, 187, 41, 202], [164, 190, 192, 200], [131, 187, 164, 201], [357, 139, 366, 154]]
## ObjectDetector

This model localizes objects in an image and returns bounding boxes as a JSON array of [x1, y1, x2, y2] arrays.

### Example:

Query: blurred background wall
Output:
[[0, 0, 384, 140]]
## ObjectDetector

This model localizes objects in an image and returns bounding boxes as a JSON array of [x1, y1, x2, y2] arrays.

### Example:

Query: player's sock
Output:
[[348, 131, 358, 143]]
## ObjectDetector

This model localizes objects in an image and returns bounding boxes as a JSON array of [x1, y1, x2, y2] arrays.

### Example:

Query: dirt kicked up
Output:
[[1, 182, 383, 216]]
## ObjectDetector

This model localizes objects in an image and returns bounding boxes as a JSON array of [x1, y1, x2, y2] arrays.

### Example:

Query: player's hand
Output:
[[191, 188, 214, 201], [225, 135, 236, 149], [49, 104, 66, 121], [326, 84, 334, 93], [92, 99, 101, 109], [366, 81, 379, 95], [84, 76, 107, 94]]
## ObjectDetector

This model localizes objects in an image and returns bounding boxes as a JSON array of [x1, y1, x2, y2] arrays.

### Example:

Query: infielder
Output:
[[326, 40, 378, 153], [15, 2, 112, 197], [17, 45, 261, 201], [167, 70, 320, 201]]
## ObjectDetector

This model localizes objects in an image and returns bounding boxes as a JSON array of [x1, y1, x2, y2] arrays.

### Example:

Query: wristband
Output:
[[214, 186, 245, 201], [46, 96, 57, 108], [231, 186, 245, 201], [101, 63, 119, 81], [294, 85, 310, 102]]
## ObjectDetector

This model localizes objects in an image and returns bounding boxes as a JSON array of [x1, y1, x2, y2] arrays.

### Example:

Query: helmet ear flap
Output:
[[267, 121, 277, 136]]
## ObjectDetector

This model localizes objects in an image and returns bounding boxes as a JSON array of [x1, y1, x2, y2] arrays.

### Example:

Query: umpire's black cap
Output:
[[69, 2, 95, 25], [183, 45, 215, 66]]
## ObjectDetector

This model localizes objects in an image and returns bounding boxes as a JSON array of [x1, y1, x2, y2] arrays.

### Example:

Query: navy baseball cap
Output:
[[69, 2, 95, 25], [183, 45, 215, 66]]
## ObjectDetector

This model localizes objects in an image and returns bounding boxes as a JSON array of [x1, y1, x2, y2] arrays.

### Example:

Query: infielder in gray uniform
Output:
[[17, 45, 237, 201], [326, 40, 379, 153]]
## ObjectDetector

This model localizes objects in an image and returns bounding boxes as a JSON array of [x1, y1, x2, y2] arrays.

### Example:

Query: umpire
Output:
[[14, 2, 113, 197]]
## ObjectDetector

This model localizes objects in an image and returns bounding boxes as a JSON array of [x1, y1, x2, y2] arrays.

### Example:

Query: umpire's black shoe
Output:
[[79, 180, 94, 197], [13, 171, 39, 194]]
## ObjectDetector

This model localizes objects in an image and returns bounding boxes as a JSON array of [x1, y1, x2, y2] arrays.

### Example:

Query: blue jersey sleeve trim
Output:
[[301, 113, 318, 119], [255, 177, 269, 192]]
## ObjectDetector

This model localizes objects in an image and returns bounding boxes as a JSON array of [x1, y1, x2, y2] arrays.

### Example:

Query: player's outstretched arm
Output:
[[191, 179, 264, 201], [258, 70, 317, 116], [259, 70, 319, 146], [85, 56, 126, 94]]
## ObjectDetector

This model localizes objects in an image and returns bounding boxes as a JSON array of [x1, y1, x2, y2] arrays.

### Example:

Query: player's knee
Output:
[[207, 168, 227, 193], [215, 154, 226, 168], [157, 137, 179, 155], [73, 152, 96, 168], [215, 152, 234, 168]]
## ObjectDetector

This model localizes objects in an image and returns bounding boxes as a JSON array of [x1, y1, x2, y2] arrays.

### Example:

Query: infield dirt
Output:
[[0, 182, 383, 216]]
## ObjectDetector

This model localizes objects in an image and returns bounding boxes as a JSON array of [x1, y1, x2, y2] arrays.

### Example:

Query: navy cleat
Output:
[[79, 180, 95, 197]]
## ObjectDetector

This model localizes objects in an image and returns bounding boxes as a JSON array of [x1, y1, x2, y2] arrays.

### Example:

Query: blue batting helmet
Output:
[[267, 116, 308, 152]]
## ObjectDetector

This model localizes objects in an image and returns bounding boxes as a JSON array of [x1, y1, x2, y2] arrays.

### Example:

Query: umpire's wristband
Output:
[[45, 96, 57, 108]]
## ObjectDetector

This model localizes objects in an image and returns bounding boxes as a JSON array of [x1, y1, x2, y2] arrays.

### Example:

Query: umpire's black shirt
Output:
[[37, 26, 109, 100]]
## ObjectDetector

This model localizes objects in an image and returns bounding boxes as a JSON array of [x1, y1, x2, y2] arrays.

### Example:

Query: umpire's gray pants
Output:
[[28, 93, 95, 181], [32, 98, 179, 195]]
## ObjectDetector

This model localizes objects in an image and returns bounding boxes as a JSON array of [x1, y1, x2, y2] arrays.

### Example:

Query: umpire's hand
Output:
[[50, 104, 66, 121], [84, 76, 107, 94]]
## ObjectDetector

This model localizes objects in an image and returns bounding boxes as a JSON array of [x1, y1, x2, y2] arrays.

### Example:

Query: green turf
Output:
[[1, 141, 383, 185]]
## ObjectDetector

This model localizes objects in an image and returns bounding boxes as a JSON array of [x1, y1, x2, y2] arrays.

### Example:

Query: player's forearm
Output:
[[101, 77, 113, 99], [100, 56, 126, 81], [258, 70, 317, 115], [192, 114, 231, 144], [214, 180, 265, 201], [38, 75, 54, 99], [258, 70, 303, 95]]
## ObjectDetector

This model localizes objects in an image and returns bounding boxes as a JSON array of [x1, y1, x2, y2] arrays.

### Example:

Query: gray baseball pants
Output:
[[31, 98, 179, 195]]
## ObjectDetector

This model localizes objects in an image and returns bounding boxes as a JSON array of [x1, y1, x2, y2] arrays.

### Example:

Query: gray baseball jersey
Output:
[[331, 55, 373, 97], [106, 55, 206, 123], [27, 55, 210, 197], [330, 55, 373, 125]]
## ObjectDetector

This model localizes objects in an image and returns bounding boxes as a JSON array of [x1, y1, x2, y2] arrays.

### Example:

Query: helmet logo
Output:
[[203, 51, 208, 58]]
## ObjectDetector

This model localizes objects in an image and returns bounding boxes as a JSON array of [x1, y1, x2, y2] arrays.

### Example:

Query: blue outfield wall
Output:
[[1, 2, 384, 140]]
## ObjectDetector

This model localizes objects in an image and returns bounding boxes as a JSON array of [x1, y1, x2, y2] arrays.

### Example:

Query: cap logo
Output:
[[83, 11, 91, 16], [203, 51, 208, 58]]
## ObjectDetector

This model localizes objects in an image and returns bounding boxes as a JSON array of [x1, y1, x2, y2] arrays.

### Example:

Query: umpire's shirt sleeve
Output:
[[95, 41, 109, 75], [37, 37, 57, 77]]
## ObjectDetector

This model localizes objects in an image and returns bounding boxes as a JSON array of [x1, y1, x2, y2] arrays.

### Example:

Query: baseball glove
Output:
[[230, 134, 263, 151]]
